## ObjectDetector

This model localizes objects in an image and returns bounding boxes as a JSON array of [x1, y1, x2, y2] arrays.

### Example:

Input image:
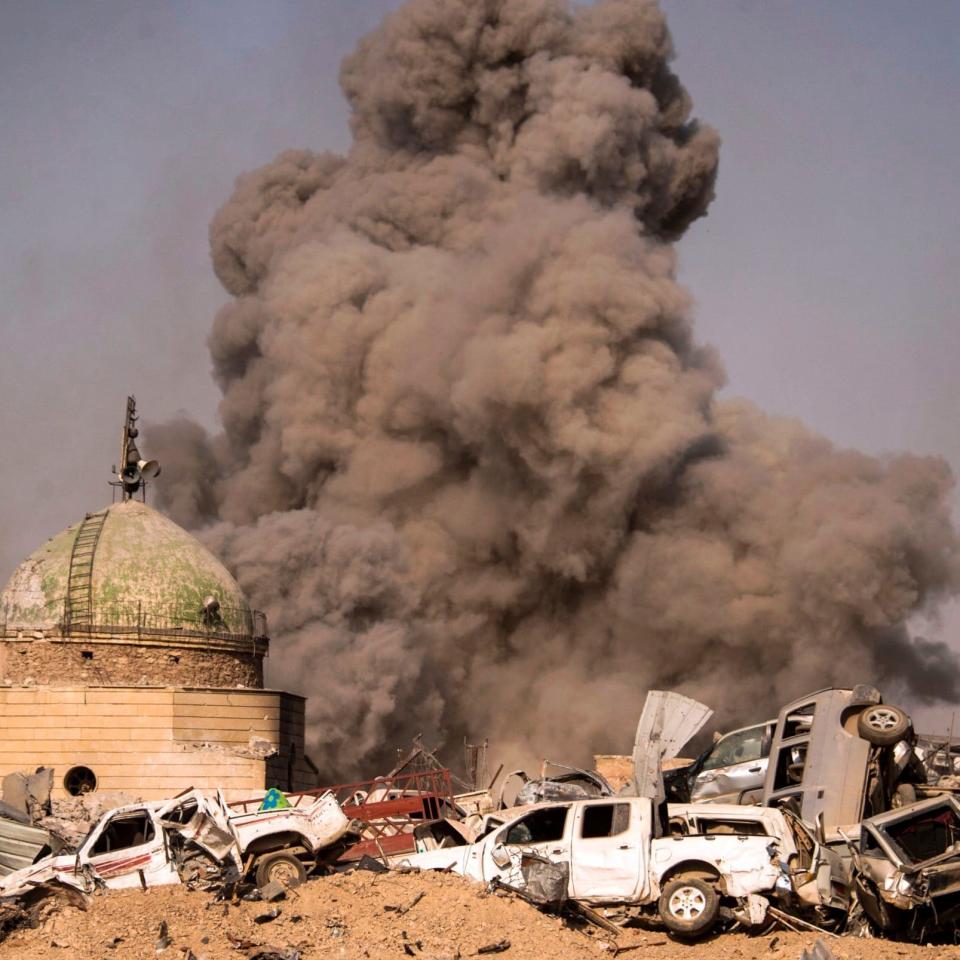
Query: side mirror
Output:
[[491, 844, 511, 869]]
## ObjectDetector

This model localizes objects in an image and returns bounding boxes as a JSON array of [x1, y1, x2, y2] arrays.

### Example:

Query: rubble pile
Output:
[[0, 870, 951, 960], [37, 793, 139, 848]]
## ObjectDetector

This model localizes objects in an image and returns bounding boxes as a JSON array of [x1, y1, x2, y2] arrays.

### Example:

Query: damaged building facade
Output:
[[0, 399, 316, 800]]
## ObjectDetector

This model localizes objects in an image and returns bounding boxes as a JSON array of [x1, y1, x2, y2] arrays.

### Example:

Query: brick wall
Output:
[[0, 686, 315, 800], [0, 636, 263, 688]]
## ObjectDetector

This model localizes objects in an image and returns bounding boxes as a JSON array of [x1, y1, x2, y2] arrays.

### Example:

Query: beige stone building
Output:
[[0, 401, 316, 800]]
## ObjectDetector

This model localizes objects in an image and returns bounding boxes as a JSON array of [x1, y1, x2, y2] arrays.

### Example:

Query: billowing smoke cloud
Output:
[[150, 0, 960, 777]]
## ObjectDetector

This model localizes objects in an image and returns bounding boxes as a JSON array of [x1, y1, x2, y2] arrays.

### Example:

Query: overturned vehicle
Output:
[[502, 764, 614, 807], [665, 686, 924, 820], [763, 685, 926, 837]]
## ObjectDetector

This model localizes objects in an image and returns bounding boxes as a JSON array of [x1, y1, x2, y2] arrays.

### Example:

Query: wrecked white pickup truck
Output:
[[399, 796, 788, 938], [0, 788, 350, 897]]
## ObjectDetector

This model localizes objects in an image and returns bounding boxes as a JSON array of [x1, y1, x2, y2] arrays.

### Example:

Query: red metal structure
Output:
[[331, 767, 456, 861], [226, 767, 457, 862]]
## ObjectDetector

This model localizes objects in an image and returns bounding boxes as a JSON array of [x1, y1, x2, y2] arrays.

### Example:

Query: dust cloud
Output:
[[150, 0, 960, 777]]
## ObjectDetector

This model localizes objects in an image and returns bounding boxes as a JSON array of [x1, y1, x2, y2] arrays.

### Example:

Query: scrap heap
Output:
[[2, 684, 960, 950]]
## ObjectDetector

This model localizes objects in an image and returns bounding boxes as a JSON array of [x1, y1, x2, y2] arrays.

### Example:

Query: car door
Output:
[[82, 808, 177, 889], [481, 805, 572, 887], [569, 800, 648, 901]]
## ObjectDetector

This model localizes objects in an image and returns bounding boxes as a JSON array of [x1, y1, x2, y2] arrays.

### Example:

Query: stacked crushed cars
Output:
[[2, 684, 960, 945]]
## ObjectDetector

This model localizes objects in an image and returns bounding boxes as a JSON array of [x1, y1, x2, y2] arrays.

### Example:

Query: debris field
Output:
[[0, 869, 955, 960]]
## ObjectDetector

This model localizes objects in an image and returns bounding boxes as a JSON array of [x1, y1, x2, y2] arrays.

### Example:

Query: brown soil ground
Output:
[[0, 870, 956, 960]]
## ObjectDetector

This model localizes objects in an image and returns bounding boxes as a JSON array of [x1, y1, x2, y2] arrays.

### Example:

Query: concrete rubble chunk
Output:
[[1, 767, 53, 821], [258, 880, 288, 902]]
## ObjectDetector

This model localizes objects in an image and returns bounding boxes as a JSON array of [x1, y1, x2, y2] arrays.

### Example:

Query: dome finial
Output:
[[113, 395, 161, 502]]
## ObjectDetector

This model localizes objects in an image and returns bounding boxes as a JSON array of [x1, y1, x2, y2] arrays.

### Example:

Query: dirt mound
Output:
[[0, 871, 946, 960]]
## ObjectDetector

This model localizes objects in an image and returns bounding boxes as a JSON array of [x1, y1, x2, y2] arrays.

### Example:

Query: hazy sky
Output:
[[2, 1, 959, 720]]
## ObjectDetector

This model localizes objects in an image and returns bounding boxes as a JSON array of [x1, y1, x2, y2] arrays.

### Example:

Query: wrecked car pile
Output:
[[382, 686, 960, 943], [394, 692, 807, 940], [3, 683, 960, 949]]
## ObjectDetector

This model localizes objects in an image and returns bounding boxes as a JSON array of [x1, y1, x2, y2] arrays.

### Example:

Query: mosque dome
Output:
[[0, 396, 266, 689], [0, 397, 308, 801], [0, 497, 266, 688], [1, 500, 252, 636]]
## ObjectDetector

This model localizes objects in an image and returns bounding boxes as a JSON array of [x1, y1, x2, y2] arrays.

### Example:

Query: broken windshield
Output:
[[882, 804, 960, 866], [701, 727, 766, 771], [502, 807, 569, 845]]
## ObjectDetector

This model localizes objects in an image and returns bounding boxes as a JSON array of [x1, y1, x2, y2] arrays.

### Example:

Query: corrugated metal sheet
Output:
[[0, 817, 48, 876]]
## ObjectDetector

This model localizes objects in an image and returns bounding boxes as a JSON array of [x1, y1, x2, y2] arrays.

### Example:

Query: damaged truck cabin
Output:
[[854, 794, 960, 938], [399, 795, 789, 938], [0, 787, 351, 897]]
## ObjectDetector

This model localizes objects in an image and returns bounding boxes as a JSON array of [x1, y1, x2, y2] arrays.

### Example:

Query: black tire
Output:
[[255, 851, 307, 889], [857, 704, 912, 746], [891, 783, 917, 808], [658, 874, 720, 938]]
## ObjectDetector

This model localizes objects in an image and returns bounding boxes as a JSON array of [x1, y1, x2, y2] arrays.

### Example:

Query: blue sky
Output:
[[2, 1, 958, 721]]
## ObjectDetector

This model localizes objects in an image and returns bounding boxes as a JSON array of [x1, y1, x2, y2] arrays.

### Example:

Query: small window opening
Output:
[[783, 704, 816, 740], [90, 811, 154, 855], [162, 801, 198, 825], [773, 743, 808, 790], [168, 655, 180, 664], [81, 650, 94, 660], [200, 596, 223, 628], [581, 803, 631, 839], [696, 818, 768, 837], [64, 766, 97, 797]]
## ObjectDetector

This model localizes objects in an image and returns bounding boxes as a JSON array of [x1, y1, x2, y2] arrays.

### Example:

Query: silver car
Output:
[[670, 721, 775, 804]]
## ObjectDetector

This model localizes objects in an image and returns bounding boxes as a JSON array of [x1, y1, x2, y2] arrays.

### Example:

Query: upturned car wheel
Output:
[[255, 851, 307, 889], [658, 874, 720, 938], [857, 705, 912, 746]]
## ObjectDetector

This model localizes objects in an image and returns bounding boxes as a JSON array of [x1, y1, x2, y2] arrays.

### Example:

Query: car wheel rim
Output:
[[866, 708, 899, 731], [669, 885, 706, 920], [269, 860, 300, 884]]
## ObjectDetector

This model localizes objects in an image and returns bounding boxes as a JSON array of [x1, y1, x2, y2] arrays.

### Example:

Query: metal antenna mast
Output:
[[111, 396, 161, 502]]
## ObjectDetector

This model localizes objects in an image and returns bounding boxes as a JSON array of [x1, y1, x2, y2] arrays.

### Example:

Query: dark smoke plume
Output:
[[151, 0, 960, 776]]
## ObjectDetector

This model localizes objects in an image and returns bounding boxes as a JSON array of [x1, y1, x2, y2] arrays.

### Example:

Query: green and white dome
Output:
[[1, 500, 252, 636]]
